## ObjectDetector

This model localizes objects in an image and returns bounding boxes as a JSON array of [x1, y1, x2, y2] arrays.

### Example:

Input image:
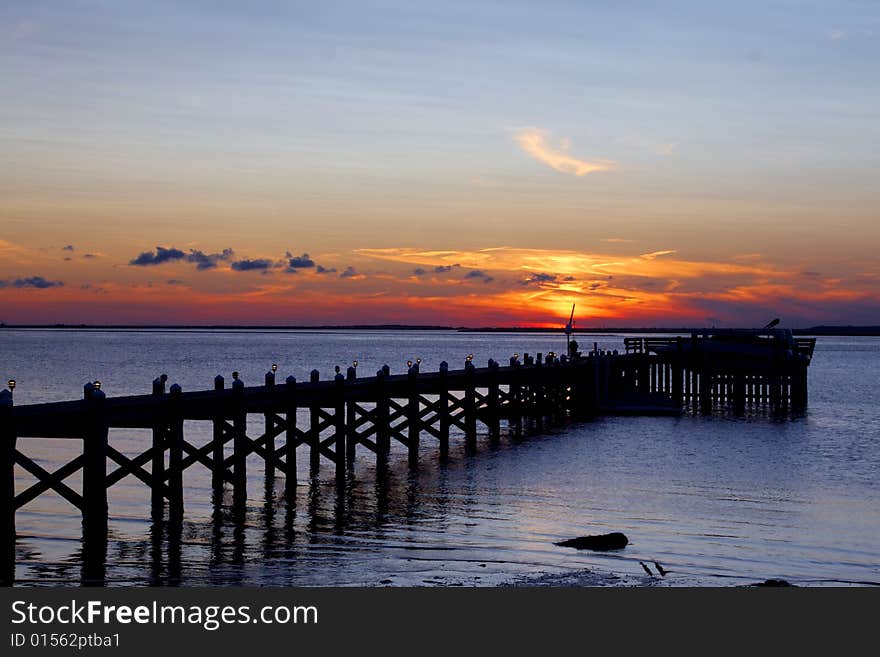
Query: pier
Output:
[[0, 330, 814, 585]]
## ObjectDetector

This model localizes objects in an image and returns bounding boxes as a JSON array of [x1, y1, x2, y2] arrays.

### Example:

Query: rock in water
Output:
[[555, 532, 629, 551], [752, 579, 796, 587]]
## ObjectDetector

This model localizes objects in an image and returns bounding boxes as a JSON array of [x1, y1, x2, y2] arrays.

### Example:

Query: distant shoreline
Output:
[[1, 324, 879, 336]]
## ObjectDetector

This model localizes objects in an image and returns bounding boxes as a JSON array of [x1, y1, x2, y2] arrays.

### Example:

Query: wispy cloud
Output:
[[464, 270, 494, 284], [639, 250, 676, 260], [514, 128, 615, 176]]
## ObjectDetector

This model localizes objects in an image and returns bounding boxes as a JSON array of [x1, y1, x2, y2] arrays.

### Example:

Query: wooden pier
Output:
[[0, 330, 815, 584]]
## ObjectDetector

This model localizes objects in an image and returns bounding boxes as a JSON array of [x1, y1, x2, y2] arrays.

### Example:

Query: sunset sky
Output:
[[2, 1, 878, 327]]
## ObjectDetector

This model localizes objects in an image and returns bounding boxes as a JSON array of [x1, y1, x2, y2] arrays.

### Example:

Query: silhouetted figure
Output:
[[653, 561, 668, 577], [640, 561, 653, 576], [152, 373, 168, 395]]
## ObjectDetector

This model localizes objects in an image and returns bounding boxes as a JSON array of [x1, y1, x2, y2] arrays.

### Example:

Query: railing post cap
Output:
[[310, 369, 320, 381], [0, 389, 12, 406], [214, 374, 225, 384], [335, 372, 345, 382], [439, 361, 448, 371], [286, 375, 297, 385], [169, 383, 182, 395], [232, 378, 244, 391]]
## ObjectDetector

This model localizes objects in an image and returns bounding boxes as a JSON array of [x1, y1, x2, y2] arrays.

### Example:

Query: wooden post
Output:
[[151, 376, 166, 519], [534, 359, 545, 428], [464, 362, 476, 451], [82, 385, 108, 544], [671, 361, 683, 407], [334, 371, 346, 482], [638, 358, 649, 392], [1, 389, 15, 586], [510, 358, 522, 436], [487, 359, 500, 442], [699, 368, 712, 414], [232, 375, 247, 510], [769, 372, 780, 410], [264, 370, 275, 480], [438, 362, 449, 457], [733, 373, 745, 413], [212, 375, 225, 500], [376, 370, 390, 467], [284, 376, 297, 502], [309, 370, 321, 472], [168, 383, 184, 520], [407, 367, 419, 466], [346, 367, 357, 466]]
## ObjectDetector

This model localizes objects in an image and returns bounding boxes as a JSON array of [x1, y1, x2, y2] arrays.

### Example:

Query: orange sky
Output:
[[2, 3, 880, 327], [2, 240, 878, 327]]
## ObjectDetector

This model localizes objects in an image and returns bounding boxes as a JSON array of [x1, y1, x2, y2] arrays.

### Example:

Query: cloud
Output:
[[339, 266, 361, 279], [231, 258, 273, 271], [166, 279, 184, 285], [413, 267, 427, 276], [600, 237, 634, 244], [520, 272, 558, 286], [465, 270, 494, 284], [129, 246, 234, 269], [130, 246, 186, 266], [639, 250, 676, 260], [0, 276, 64, 289], [515, 129, 615, 176], [62, 245, 74, 251], [187, 248, 234, 270], [83, 253, 98, 259], [286, 253, 316, 269], [434, 264, 461, 273], [316, 265, 337, 274]]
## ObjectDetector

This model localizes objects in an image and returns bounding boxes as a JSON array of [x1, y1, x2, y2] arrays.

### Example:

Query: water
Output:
[[2, 329, 878, 586]]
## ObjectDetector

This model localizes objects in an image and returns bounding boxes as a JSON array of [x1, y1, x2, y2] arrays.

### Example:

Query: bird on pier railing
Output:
[[763, 318, 780, 330]]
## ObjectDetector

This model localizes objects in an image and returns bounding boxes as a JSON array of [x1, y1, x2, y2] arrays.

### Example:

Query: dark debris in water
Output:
[[555, 532, 629, 551]]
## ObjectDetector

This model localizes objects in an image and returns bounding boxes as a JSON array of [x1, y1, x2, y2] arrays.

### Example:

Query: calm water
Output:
[[2, 329, 878, 587]]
